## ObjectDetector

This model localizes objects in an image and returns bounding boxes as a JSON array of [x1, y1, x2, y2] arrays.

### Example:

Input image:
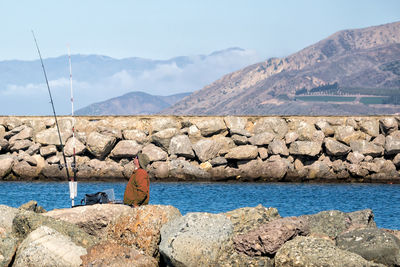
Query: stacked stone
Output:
[[0, 115, 399, 182]]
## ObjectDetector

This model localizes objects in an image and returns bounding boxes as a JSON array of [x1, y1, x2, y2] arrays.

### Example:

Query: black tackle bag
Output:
[[81, 192, 109, 205]]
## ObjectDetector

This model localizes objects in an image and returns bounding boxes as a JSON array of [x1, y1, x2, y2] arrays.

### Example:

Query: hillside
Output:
[[163, 21, 400, 115], [75, 91, 190, 115]]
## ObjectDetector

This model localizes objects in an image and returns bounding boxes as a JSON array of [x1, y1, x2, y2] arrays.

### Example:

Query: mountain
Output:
[[75, 91, 190, 115], [0, 47, 261, 115], [163, 21, 400, 115]]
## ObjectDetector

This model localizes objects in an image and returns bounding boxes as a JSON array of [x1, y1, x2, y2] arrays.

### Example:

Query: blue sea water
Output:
[[0, 181, 399, 229]]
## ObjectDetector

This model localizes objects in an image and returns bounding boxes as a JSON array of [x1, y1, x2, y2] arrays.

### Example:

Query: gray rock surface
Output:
[[151, 128, 179, 150], [142, 143, 168, 162], [109, 140, 142, 158], [385, 135, 400, 155], [193, 139, 221, 162], [87, 132, 116, 159], [336, 228, 400, 267], [275, 236, 385, 267], [225, 145, 258, 160], [123, 129, 148, 143], [159, 212, 233, 267], [268, 139, 289, 156], [350, 140, 384, 156], [193, 117, 227, 137], [169, 159, 211, 180], [64, 137, 86, 157], [289, 141, 321, 156], [0, 155, 14, 178], [248, 132, 275, 146], [325, 138, 351, 156], [253, 118, 288, 138], [169, 134, 195, 158]]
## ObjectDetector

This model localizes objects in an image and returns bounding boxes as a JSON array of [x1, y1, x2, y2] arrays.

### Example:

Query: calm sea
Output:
[[0, 181, 399, 229]]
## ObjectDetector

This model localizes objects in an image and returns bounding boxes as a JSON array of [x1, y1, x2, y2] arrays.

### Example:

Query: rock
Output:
[[9, 126, 33, 143], [0, 205, 19, 233], [0, 125, 5, 139], [275, 236, 384, 267], [307, 160, 333, 179], [237, 159, 263, 180], [231, 134, 248, 145], [19, 200, 46, 213], [109, 140, 142, 158], [359, 119, 380, 137], [268, 139, 289, 156], [350, 140, 384, 157], [193, 139, 221, 162], [380, 117, 398, 134], [385, 135, 400, 155], [25, 143, 41, 156], [296, 121, 317, 141], [97, 126, 122, 140], [316, 120, 335, 136], [142, 144, 168, 162], [325, 138, 351, 156], [224, 116, 248, 135], [148, 161, 169, 179], [394, 154, 400, 167], [13, 226, 87, 267], [225, 145, 258, 160], [187, 124, 202, 142], [261, 155, 289, 180], [234, 217, 309, 256], [9, 139, 33, 152], [348, 163, 369, 177], [123, 129, 148, 143], [0, 138, 8, 151], [107, 205, 181, 258], [372, 134, 386, 146], [64, 137, 86, 156], [3, 117, 22, 130], [159, 212, 233, 267], [0, 155, 15, 178], [336, 228, 400, 267], [80, 159, 124, 179], [210, 156, 227, 166], [335, 126, 365, 145], [248, 132, 275, 146], [211, 135, 236, 155], [0, 232, 18, 267], [80, 241, 158, 267], [284, 131, 298, 144], [347, 151, 365, 164], [169, 135, 195, 158], [169, 159, 211, 180], [44, 204, 131, 239], [217, 250, 274, 267], [12, 210, 98, 248], [151, 128, 179, 150], [12, 160, 38, 178], [258, 147, 269, 159], [289, 141, 321, 156], [87, 132, 116, 159], [46, 154, 61, 164], [253, 118, 288, 139], [40, 162, 68, 179], [223, 204, 280, 235], [39, 145, 57, 157], [150, 117, 180, 133], [301, 209, 376, 239], [35, 128, 72, 145], [193, 117, 227, 137]]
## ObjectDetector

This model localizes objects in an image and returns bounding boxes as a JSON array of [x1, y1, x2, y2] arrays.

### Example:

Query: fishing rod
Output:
[[32, 31, 71, 181]]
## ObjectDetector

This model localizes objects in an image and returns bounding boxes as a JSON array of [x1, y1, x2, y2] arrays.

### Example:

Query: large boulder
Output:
[[35, 128, 72, 145], [193, 117, 227, 137], [289, 141, 321, 156], [159, 212, 233, 267], [39, 145, 57, 157], [275, 236, 385, 267], [300, 209, 376, 239], [168, 159, 211, 180], [192, 139, 221, 162], [261, 155, 289, 180], [64, 137, 86, 157], [12, 210, 98, 248], [211, 135, 236, 155], [234, 217, 309, 256], [13, 226, 87, 267], [78, 159, 124, 179], [350, 140, 384, 157], [380, 117, 398, 134], [315, 120, 335, 136], [306, 160, 333, 179], [0, 232, 18, 267], [325, 138, 351, 156], [9, 139, 33, 152], [385, 135, 400, 155], [169, 135, 195, 158], [9, 126, 33, 143], [0, 205, 18, 233], [106, 205, 181, 258], [248, 132, 275, 146], [296, 121, 318, 141], [253, 118, 288, 138], [268, 139, 289, 156], [44, 204, 132, 239], [123, 129, 148, 143], [151, 128, 179, 150], [148, 161, 169, 179], [0, 155, 15, 178], [336, 228, 400, 267], [359, 119, 380, 137], [237, 159, 263, 180], [0, 125, 5, 139], [142, 144, 168, 162], [224, 116, 250, 136], [150, 117, 180, 133], [223, 204, 280, 235], [12, 160, 38, 178], [335, 126, 365, 145], [109, 140, 142, 158], [225, 145, 258, 160], [80, 241, 157, 267], [87, 132, 116, 159]]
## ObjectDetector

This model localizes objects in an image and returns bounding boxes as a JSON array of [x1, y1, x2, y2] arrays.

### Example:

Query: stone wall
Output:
[[0, 115, 399, 183]]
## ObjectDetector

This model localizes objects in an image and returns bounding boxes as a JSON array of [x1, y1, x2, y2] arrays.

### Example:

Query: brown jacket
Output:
[[123, 168, 150, 206]]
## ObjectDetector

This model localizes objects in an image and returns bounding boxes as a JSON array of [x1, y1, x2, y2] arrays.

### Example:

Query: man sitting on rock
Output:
[[123, 153, 150, 207]]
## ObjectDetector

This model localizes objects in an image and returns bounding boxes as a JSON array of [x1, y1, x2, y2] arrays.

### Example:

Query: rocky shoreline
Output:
[[1, 201, 399, 266], [1, 115, 400, 183]]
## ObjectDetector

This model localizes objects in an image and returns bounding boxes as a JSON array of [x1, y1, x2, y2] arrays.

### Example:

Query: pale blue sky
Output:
[[1, 0, 399, 61]]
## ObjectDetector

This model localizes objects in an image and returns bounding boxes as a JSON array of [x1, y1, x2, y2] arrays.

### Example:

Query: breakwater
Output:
[[0, 115, 399, 182]]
